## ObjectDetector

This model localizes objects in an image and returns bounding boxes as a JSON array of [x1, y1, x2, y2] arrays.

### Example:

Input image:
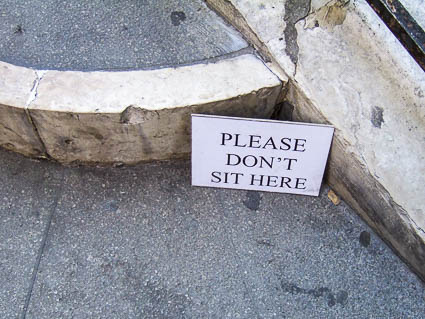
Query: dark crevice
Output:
[[270, 81, 290, 120]]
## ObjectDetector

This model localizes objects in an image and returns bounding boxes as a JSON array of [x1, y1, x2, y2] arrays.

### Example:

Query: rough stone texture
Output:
[[287, 83, 425, 282], [27, 55, 281, 163], [0, 104, 45, 157], [294, 1, 425, 234], [206, 0, 425, 280], [0, 0, 247, 71], [0, 150, 416, 318], [0, 62, 45, 157], [0, 62, 35, 107]]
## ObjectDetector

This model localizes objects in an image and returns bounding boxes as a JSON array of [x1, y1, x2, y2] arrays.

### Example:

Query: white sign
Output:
[[191, 114, 334, 196]]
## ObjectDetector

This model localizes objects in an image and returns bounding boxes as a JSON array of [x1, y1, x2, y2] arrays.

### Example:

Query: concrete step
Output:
[[0, 0, 283, 164], [1, 148, 424, 318], [0, 54, 282, 164]]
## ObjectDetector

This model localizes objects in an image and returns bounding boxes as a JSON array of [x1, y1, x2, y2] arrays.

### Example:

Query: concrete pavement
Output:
[[0, 0, 247, 71], [0, 147, 424, 318]]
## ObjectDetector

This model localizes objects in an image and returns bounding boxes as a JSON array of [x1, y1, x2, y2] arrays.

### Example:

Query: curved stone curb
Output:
[[0, 54, 282, 164]]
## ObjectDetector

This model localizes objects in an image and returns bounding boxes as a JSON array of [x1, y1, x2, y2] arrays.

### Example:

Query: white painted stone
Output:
[[30, 54, 279, 113], [0, 62, 45, 156], [0, 62, 35, 108], [294, 1, 425, 231]]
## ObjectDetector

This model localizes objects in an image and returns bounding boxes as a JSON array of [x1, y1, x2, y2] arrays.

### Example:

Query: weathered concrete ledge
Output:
[[206, 0, 425, 281], [0, 54, 282, 164]]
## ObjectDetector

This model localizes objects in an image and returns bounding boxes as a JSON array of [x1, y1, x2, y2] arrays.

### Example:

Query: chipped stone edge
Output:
[[0, 54, 283, 164]]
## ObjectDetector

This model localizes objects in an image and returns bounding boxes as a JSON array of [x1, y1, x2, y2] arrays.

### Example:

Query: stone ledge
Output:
[[206, 0, 425, 281], [0, 54, 282, 164], [288, 83, 425, 282]]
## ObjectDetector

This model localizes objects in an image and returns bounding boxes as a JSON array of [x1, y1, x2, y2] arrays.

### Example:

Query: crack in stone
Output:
[[24, 108, 51, 159], [283, 0, 311, 74], [410, 219, 425, 236], [394, 202, 425, 236], [26, 70, 47, 108], [289, 0, 349, 77], [24, 70, 51, 159]]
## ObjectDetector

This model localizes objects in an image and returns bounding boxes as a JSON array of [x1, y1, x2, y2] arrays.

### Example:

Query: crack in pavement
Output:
[[20, 169, 66, 319]]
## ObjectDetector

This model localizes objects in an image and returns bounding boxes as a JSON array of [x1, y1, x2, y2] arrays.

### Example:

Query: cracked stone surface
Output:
[[0, 0, 247, 71], [26, 54, 281, 164], [25, 71, 47, 108], [0, 63, 45, 157], [0, 54, 282, 164], [0, 148, 423, 318], [283, 0, 311, 65]]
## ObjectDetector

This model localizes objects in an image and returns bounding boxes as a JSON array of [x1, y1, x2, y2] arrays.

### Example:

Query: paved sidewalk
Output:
[[0, 0, 247, 71], [0, 148, 424, 318]]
